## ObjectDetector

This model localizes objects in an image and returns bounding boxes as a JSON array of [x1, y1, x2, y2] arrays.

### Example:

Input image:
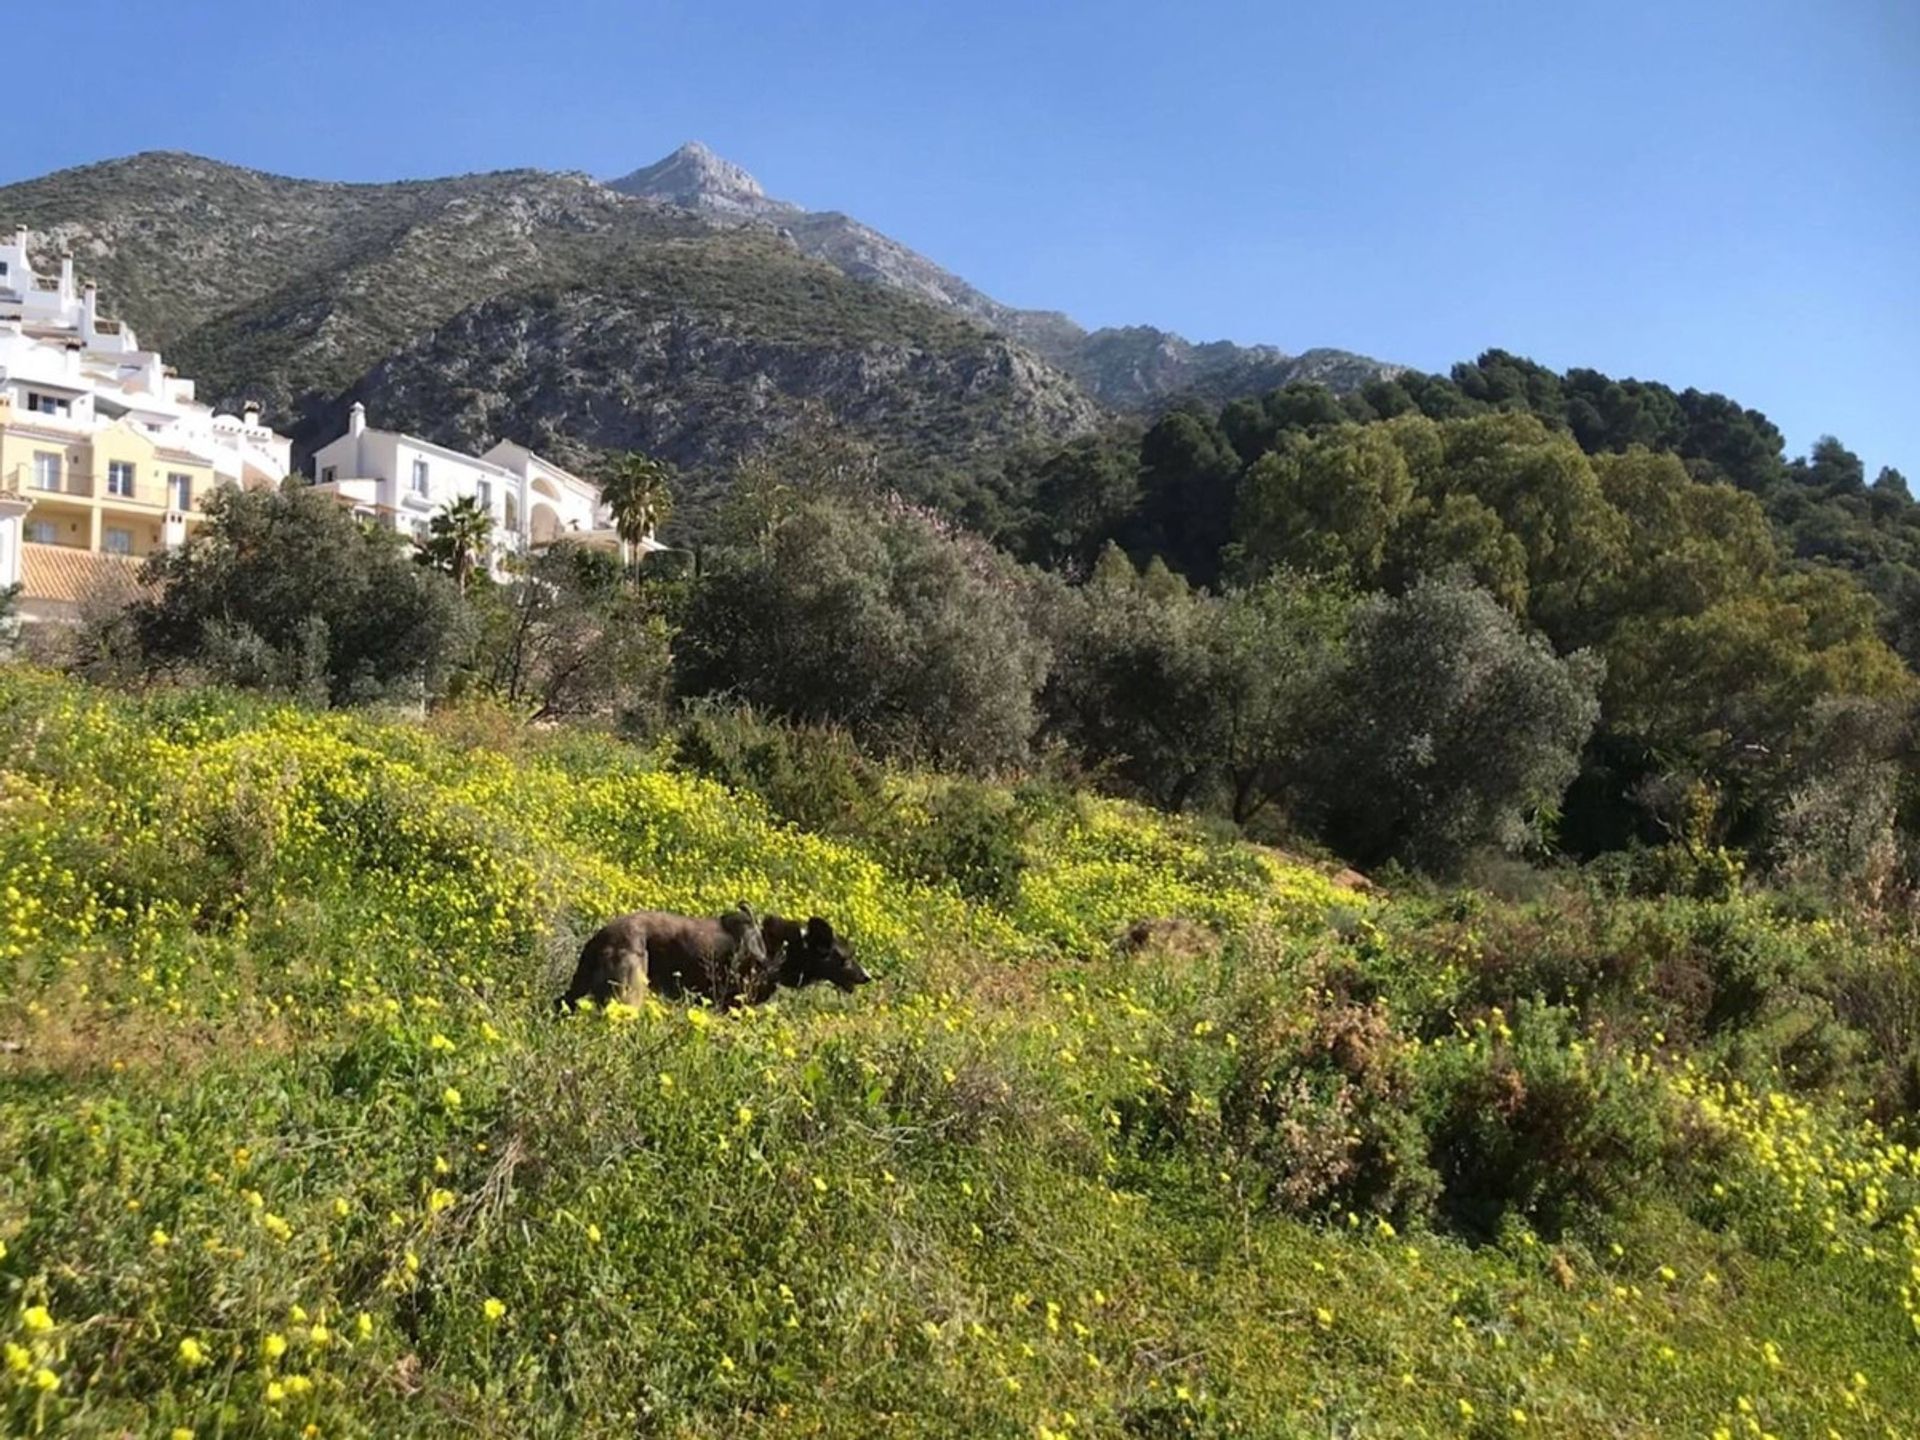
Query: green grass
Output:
[[0, 667, 1915, 1437]]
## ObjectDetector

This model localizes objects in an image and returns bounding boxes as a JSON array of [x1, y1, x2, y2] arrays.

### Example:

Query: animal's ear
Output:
[[806, 916, 834, 947]]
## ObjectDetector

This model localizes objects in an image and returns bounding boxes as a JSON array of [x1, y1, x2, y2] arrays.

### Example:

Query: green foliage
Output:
[[467, 542, 673, 729], [1310, 577, 1603, 871], [676, 495, 1052, 772], [1125, 407, 1242, 585], [1015, 434, 1141, 571], [1418, 1004, 1671, 1240], [131, 482, 473, 705], [1044, 555, 1348, 825], [1, 670, 1918, 1435], [672, 703, 888, 839], [417, 494, 493, 594], [888, 780, 1030, 907]]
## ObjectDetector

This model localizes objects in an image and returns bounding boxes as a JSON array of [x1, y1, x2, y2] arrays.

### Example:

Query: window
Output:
[[107, 460, 136, 497], [411, 519, 430, 542], [26, 519, 56, 544], [32, 452, 61, 491], [102, 527, 134, 556], [474, 478, 492, 509], [411, 459, 429, 496], [320, 465, 337, 486], [27, 391, 69, 416], [169, 473, 193, 510]]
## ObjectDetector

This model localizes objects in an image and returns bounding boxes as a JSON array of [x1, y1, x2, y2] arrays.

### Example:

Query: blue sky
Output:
[[21, 1, 1920, 476]]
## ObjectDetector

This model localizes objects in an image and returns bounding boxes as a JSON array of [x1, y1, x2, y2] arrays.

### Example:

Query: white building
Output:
[[0, 229, 295, 619], [310, 403, 616, 573]]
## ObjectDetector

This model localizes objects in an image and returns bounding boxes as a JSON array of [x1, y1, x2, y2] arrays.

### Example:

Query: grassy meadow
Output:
[[0, 667, 1916, 1437]]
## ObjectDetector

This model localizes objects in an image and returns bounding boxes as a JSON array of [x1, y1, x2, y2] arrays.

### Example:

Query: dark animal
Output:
[[558, 902, 769, 1011], [752, 914, 872, 1000]]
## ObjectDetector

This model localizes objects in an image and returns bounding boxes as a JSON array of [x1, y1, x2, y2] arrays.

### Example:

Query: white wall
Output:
[[0, 502, 25, 593]]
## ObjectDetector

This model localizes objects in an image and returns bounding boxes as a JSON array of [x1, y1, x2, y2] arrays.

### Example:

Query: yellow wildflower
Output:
[[482, 1297, 506, 1323]]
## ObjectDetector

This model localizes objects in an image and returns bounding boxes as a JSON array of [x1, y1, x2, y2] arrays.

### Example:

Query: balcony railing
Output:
[[1, 466, 205, 510]]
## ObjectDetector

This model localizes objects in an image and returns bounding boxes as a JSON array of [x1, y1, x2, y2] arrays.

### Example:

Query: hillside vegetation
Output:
[[0, 153, 1099, 495], [2, 668, 1917, 1437]]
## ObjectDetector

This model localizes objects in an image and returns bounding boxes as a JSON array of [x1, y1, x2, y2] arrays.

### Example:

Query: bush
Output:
[[1218, 986, 1441, 1223], [1311, 576, 1604, 872], [888, 780, 1030, 908], [672, 704, 889, 839], [1419, 1002, 1669, 1240], [675, 495, 1052, 772], [131, 482, 473, 705]]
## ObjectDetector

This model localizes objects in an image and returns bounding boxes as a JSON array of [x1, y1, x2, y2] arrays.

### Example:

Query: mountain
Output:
[[0, 151, 1101, 516], [609, 142, 1397, 408], [1, 145, 1394, 530]]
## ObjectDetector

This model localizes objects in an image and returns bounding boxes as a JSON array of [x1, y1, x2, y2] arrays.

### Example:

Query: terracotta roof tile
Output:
[[20, 542, 150, 606]]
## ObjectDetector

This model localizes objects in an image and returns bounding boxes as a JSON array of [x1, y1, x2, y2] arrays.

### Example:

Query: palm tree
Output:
[[599, 451, 675, 579], [424, 494, 493, 595]]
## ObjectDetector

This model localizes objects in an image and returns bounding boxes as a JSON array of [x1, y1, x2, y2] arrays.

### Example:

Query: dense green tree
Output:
[[1793, 437, 1867, 498], [1451, 350, 1566, 417], [1042, 555, 1347, 823], [1312, 577, 1603, 871], [1042, 552, 1225, 812], [1020, 436, 1141, 571], [1382, 492, 1530, 613], [1234, 424, 1416, 583], [677, 496, 1051, 772], [1126, 408, 1242, 584], [133, 483, 471, 704]]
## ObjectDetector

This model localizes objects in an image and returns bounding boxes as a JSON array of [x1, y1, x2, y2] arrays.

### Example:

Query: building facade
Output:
[[310, 404, 613, 574], [0, 229, 294, 621]]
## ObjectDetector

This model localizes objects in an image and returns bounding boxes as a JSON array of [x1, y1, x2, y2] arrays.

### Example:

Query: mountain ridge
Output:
[[607, 141, 1398, 407], [1, 145, 1393, 531], [0, 150, 1103, 517]]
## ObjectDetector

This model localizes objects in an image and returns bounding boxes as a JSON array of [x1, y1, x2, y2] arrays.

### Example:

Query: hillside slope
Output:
[[0, 153, 1101, 488], [1, 669, 1915, 1437]]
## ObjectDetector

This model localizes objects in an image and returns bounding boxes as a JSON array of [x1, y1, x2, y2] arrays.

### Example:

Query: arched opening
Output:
[[529, 501, 563, 546], [503, 492, 521, 536]]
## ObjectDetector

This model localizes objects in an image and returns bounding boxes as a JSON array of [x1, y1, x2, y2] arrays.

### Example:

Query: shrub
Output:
[[1311, 576, 1603, 873], [131, 482, 473, 705], [675, 495, 1052, 772], [1218, 987, 1441, 1223], [672, 704, 889, 840], [888, 780, 1030, 908], [1419, 1002, 1668, 1240]]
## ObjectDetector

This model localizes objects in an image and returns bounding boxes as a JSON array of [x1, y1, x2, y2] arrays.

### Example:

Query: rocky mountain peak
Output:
[[608, 141, 796, 221]]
